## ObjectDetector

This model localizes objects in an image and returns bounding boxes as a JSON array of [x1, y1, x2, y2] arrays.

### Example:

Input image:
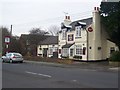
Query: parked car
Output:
[[2, 52, 23, 63]]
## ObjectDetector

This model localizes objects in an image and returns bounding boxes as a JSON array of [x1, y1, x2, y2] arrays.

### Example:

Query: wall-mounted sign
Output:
[[68, 34, 74, 41], [5, 36, 10, 44], [88, 27, 93, 32]]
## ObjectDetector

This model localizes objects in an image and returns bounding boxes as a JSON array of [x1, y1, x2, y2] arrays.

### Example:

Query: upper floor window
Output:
[[76, 26, 81, 37], [68, 34, 74, 41], [62, 29, 66, 40]]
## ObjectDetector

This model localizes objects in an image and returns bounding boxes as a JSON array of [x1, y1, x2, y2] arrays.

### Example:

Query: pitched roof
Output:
[[59, 17, 93, 32], [62, 43, 74, 48], [70, 17, 93, 30], [39, 36, 58, 45]]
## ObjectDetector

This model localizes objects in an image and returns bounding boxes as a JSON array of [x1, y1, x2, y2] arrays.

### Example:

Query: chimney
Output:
[[65, 16, 68, 20], [64, 15, 71, 26], [68, 16, 70, 20], [94, 7, 100, 12]]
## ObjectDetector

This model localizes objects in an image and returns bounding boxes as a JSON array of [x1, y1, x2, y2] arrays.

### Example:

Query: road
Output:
[[2, 60, 119, 88]]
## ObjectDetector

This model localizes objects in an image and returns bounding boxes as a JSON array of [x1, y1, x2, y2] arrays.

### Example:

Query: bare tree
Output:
[[48, 25, 60, 36], [29, 27, 49, 35]]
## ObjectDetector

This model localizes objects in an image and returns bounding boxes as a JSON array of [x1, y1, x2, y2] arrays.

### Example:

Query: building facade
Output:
[[58, 7, 119, 61], [37, 36, 58, 58]]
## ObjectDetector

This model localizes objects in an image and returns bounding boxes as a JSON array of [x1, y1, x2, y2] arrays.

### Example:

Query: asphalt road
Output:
[[2, 60, 119, 88]]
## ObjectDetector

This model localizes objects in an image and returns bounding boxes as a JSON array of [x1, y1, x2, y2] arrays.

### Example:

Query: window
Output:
[[70, 49, 74, 56], [54, 47, 58, 52], [49, 47, 53, 55], [68, 34, 74, 41], [76, 26, 81, 37], [62, 29, 66, 40], [76, 45, 83, 55]]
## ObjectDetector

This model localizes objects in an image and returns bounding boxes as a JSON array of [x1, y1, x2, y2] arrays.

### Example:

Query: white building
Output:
[[37, 36, 58, 58], [58, 7, 119, 61]]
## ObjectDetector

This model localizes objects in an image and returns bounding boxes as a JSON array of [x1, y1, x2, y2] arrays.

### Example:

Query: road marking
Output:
[[26, 71, 37, 75], [25, 71, 52, 78], [38, 73, 52, 78], [72, 80, 77, 82]]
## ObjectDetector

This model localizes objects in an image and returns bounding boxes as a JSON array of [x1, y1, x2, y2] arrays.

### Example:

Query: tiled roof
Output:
[[62, 43, 74, 48], [39, 36, 58, 45], [70, 17, 93, 30]]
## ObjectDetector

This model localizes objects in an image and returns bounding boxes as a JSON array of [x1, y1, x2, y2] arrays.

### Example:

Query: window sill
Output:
[[75, 37, 82, 39]]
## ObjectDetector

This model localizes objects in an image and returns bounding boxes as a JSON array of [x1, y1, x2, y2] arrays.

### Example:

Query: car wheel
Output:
[[2, 59, 5, 63], [20, 61, 23, 63]]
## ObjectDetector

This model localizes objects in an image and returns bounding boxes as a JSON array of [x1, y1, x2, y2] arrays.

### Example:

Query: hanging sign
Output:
[[88, 27, 93, 32]]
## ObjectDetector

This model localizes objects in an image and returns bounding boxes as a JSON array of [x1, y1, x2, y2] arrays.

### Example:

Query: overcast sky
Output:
[[1, 0, 102, 36]]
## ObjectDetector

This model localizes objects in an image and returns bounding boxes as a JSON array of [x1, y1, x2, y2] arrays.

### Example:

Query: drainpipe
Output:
[[86, 29, 89, 61]]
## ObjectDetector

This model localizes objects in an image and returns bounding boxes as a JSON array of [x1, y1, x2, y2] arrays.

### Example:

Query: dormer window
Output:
[[76, 26, 81, 37]]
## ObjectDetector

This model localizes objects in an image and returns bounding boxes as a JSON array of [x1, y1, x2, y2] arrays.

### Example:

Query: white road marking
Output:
[[26, 71, 37, 75], [25, 71, 52, 78], [72, 80, 77, 82], [38, 73, 52, 78]]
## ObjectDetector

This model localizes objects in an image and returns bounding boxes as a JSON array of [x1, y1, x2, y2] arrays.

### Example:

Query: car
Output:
[[2, 52, 23, 63]]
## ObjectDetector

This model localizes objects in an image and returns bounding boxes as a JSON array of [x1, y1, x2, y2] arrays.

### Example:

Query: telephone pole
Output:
[[0, 28, 2, 57]]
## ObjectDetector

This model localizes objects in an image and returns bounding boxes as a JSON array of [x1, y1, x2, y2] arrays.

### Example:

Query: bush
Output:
[[109, 51, 120, 62], [73, 55, 82, 59]]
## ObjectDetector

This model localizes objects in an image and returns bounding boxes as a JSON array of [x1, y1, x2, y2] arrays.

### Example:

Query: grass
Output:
[[23, 56, 73, 64]]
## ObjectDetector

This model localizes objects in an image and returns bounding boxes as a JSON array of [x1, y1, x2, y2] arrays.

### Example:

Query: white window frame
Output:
[[49, 47, 53, 55], [75, 45, 83, 55], [75, 26, 82, 37]]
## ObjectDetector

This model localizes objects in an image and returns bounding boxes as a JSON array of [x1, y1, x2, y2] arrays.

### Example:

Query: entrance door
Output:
[[43, 48, 48, 57]]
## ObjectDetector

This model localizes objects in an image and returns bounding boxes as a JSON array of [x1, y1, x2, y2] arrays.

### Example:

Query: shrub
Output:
[[109, 51, 120, 62], [73, 55, 82, 59]]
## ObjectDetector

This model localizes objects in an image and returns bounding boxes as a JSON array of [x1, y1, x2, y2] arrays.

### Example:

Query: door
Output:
[[43, 48, 48, 57]]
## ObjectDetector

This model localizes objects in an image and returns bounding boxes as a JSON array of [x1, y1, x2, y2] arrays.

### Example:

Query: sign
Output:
[[88, 27, 93, 32], [5, 36, 10, 44]]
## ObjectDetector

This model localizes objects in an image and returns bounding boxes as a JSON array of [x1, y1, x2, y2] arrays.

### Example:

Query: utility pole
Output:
[[0, 28, 2, 57], [10, 25, 12, 36], [5, 25, 12, 54]]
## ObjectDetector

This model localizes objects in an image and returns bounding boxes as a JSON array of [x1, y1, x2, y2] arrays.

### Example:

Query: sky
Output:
[[1, 0, 102, 36]]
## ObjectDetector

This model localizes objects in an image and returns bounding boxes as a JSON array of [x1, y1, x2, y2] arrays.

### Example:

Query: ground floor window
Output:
[[75, 45, 83, 55], [49, 47, 53, 55], [70, 49, 74, 56]]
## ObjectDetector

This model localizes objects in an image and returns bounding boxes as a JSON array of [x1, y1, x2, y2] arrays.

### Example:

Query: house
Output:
[[58, 7, 119, 61], [20, 34, 50, 56], [37, 36, 58, 58]]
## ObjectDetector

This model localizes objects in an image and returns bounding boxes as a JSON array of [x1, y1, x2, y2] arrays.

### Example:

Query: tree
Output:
[[19, 28, 50, 56], [48, 25, 60, 36], [0, 26, 21, 55], [100, 2, 120, 49], [1, 27, 10, 55], [29, 27, 49, 35]]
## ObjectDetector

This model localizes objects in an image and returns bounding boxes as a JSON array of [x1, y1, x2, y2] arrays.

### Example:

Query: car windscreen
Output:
[[13, 54, 22, 57]]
